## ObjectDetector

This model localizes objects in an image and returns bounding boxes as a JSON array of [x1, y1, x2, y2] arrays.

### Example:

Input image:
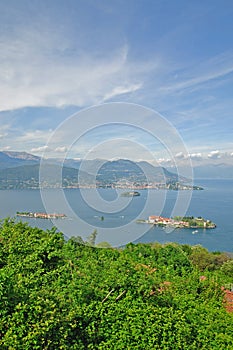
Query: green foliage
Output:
[[87, 229, 98, 247], [0, 219, 232, 349], [156, 243, 193, 276], [70, 230, 99, 247], [190, 245, 230, 271], [95, 241, 112, 248], [221, 259, 233, 277]]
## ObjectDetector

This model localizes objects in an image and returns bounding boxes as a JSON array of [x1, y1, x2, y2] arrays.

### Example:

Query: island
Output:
[[121, 191, 140, 197], [137, 215, 216, 229], [16, 212, 67, 219]]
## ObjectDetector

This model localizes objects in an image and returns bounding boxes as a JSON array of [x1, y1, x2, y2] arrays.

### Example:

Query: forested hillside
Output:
[[0, 219, 232, 349]]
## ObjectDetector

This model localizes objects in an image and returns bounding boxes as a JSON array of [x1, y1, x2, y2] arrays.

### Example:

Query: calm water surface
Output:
[[0, 179, 232, 251]]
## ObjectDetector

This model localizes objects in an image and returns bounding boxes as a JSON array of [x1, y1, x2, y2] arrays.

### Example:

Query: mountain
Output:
[[3, 151, 40, 161], [0, 151, 40, 169], [0, 164, 94, 189], [95, 159, 179, 184], [166, 163, 233, 180], [193, 164, 233, 179], [0, 157, 182, 189], [1, 152, 233, 180], [0, 152, 181, 183], [137, 161, 179, 183]]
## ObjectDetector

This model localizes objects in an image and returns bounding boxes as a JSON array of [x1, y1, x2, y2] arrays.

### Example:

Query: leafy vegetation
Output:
[[0, 219, 232, 349], [174, 216, 216, 228]]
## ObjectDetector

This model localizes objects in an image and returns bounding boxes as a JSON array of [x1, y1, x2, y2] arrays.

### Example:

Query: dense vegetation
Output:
[[173, 216, 216, 228], [0, 219, 232, 349]]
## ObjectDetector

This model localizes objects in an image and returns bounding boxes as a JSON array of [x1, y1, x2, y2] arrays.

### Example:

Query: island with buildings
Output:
[[137, 215, 216, 229], [16, 212, 67, 219], [121, 191, 140, 197]]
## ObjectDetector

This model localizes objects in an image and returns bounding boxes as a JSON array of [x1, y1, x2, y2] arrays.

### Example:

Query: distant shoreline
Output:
[[1, 183, 204, 190]]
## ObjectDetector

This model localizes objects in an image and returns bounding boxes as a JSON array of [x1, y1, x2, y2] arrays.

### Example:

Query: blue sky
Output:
[[0, 0, 233, 166]]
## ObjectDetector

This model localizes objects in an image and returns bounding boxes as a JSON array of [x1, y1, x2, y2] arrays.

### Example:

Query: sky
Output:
[[0, 0, 233, 167]]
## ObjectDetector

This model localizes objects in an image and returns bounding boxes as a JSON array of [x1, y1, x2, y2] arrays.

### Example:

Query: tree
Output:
[[96, 241, 112, 248], [221, 259, 233, 277], [87, 229, 98, 246], [0, 219, 233, 349]]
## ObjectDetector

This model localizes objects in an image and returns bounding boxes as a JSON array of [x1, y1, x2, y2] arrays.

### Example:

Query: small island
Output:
[[121, 191, 140, 197], [16, 211, 67, 219], [137, 215, 216, 229]]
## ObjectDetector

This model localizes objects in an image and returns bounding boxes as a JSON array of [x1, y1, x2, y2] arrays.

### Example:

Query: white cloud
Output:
[[102, 83, 143, 102], [157, 158, 172, 164], [0, 3, 232, 161], [175, 152, 185, 159], [208, 150, 221, 159], [31, 145, 50, 153], [189, 153, 202, 160], [2, 146, 10, 150], [31, 145, 68, 154], [54, 146, 68, 153]]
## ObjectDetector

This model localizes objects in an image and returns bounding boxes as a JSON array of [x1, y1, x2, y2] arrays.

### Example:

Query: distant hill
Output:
[[137, 161, 179, 183], [0, 155, 182, 189], [193, 163, 233, 179], [3, 151, 40, 161], [1, 151, 233, 180], [0, 164, 95, 189], [95, 159, 179, 184], [0, 151, 40, 169]]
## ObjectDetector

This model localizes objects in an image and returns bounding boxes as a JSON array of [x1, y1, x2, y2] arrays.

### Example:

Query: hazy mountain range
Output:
[[0, 151, 180, 189], [0, 151, 232, 190]]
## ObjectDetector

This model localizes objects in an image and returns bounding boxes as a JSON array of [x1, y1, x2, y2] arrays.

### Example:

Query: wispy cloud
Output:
[[0, 128, 54, 151], [0, 132, 8, 139], [0, 25, 147, 112], [102, 83, 143, 102], [159, 52, 233, 94], [18, 130, 53, 143], [0, 0, 233, 162]]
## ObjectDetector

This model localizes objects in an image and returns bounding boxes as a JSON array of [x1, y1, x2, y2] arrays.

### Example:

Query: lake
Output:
[[0, 179, 232, 251]]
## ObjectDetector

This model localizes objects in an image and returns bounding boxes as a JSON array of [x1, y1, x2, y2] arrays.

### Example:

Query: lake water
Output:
[[0, 179, 232, 251]]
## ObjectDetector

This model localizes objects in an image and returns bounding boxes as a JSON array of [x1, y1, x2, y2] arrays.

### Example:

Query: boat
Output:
[[192, 230, 199, 234]]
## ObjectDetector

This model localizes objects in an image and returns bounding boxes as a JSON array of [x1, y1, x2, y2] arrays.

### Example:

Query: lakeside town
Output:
[[2, 181, 204, 190], [95, 182, 204, 191], [137, 215, 216, 229]]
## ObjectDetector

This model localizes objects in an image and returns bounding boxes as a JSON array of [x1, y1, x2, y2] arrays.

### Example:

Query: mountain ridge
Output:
[[0, 152, 182, 189], [1, 150, 231, 183]]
